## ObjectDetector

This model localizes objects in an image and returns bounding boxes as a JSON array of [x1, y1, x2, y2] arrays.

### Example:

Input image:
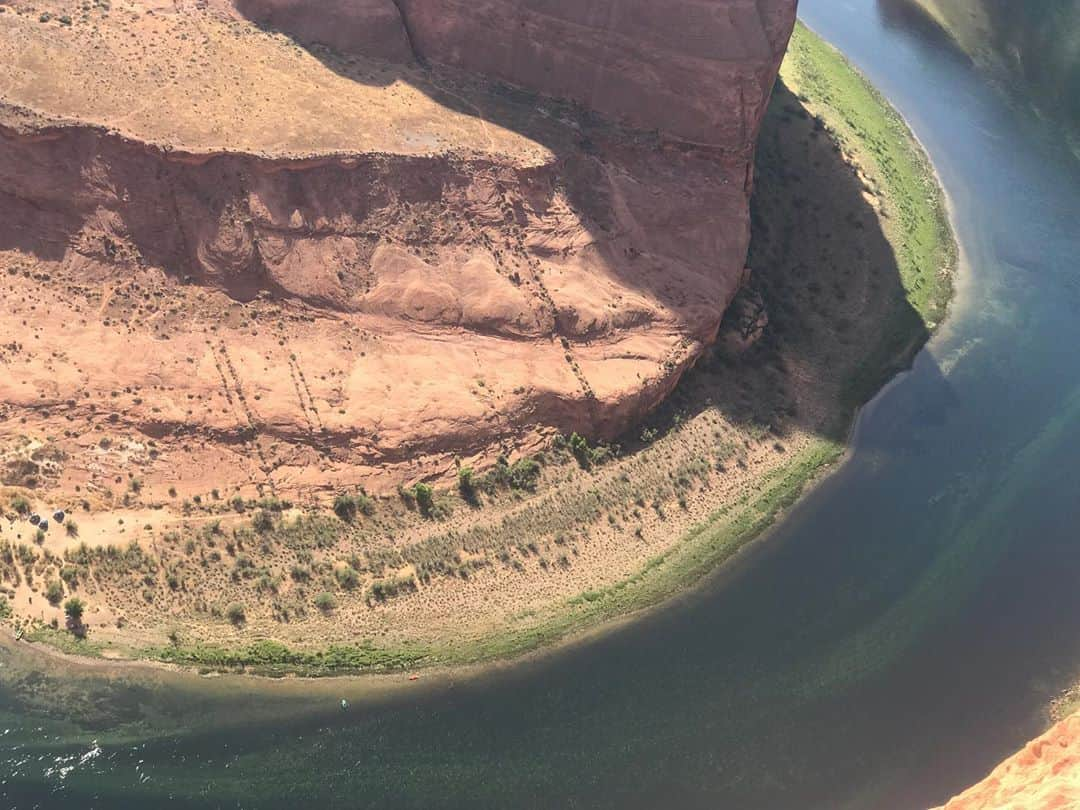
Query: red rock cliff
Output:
[[932, 713, 1080, 810], [236, 0, 798, 149]]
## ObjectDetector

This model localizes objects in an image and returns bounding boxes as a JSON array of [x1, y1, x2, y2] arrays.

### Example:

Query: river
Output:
[[4, 1, 1080, 807]]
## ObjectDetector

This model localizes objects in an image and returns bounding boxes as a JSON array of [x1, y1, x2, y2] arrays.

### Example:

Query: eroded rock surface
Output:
[[237, 0, 795, 148], [933, 714, 1080, 810], [0, 0, 795, 497]]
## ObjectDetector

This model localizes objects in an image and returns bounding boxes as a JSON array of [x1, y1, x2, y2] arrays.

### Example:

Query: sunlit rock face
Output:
[[932, 714, 1080, 810]]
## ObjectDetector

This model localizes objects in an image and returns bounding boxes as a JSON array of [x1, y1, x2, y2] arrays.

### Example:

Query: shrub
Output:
[[334, 566, 360, 590], [333, 494, 358, 522], [413, 483, 435, 516], [334, 493, 374, 522], [45, 580, 64, 605], [65, 520, 79, 538], [569, 432, 592, 468], [225, 602, 246, 626], [63, 597, 85, 622], [458, 467, 476, 500], [509, 457, 541, 491], [34, 529, 46, 545], [11, 496, 30, 516], [314, 591, 335, 613], [251, 509, 275, 534]]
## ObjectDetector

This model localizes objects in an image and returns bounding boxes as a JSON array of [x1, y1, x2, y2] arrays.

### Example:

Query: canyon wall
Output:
[[0, 0, 797, 495], [235, 0, 798, 149]]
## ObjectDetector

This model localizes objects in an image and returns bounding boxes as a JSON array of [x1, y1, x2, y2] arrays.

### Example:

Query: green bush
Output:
[[45, 580, 64, 605], [333, 493, 374, 522], [63, 597, 85, 622], [10, 496, 30, 516], [225, 602, 246, 626], [314, 592, 335, 613], [569, 432, 592, 468], [458, 467, 476, 500], [334, 566, 360, 590], [251, 509, 275, 534], [333, 494, 358, 522], [413, 483, 435, 516]]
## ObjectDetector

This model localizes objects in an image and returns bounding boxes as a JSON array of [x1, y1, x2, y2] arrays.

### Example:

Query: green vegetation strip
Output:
[[138, 439, 841, 676], [784, 23, 955, 412]]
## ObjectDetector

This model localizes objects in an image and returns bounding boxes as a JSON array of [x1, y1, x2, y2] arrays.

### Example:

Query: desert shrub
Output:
[[333, 493, 374, 522], [65, 520, 79, 538], [569, 432, 592, 468], [45, 580, 64, 605], [458, 467, 476, 501], [10, 496, 30, 515], [508, 457, 541, 491], [314, 591, 335, 613], [413, 483, 435, 517], [251, 509, 275, 534], [368, 575, 417, 602], [334, 566, 360, 590], [225, 602, 246, 626], [333, 494, 358, 522]]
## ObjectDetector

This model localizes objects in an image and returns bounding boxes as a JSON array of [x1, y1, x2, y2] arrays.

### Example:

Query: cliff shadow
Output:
[[622, 79, 941, 447]]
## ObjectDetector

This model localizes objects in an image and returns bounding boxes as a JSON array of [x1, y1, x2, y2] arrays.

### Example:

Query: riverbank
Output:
[[0, 23, 955, 677]]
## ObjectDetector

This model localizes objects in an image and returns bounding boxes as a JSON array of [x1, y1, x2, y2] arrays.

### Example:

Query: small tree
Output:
[[413, 483, 435, 516], [458, 467, 478, 504], [64, 597, 85, 623], [569, 432, 592, 468]]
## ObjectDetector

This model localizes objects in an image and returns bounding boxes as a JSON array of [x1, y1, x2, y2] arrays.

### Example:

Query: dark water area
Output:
[[4, 1, 1080, 807], [886, 0, 1080, 151]]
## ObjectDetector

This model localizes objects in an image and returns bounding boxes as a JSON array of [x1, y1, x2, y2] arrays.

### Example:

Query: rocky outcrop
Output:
[[234, 0, 797, 149], [0, 0, 796, 496], [932, 714, 1080, 810]]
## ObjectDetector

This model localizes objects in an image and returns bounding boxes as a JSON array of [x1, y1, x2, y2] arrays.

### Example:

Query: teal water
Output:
[[4, 1, 1080, 807]]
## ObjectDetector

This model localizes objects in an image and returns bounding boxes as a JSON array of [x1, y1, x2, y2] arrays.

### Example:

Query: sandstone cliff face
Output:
[[932, 713, 1080, 810], [235, 0, 796, 149], [0, 0, 795, 496]]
